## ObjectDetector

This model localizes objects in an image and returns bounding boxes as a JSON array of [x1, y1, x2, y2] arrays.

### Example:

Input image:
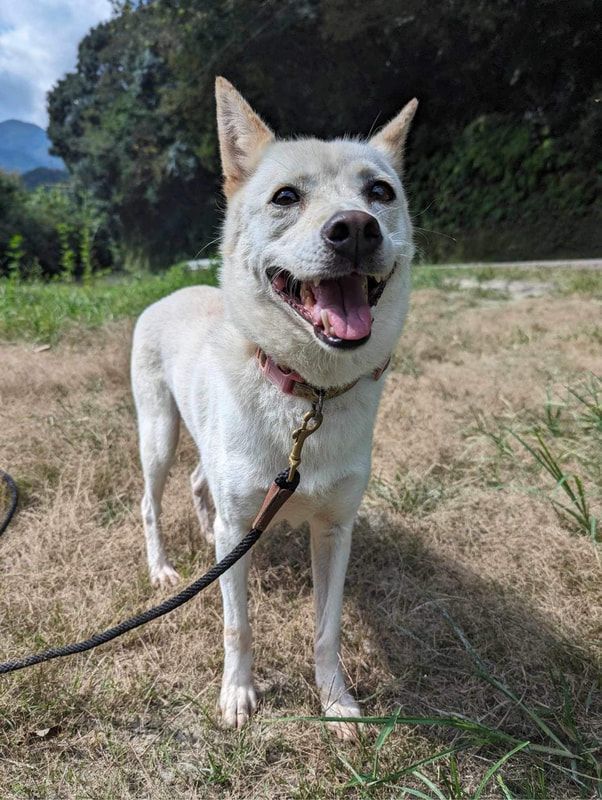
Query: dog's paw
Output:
[[323, 700, 362, 741], [219, 682, 257, 729], [150, 562, 181, 589]]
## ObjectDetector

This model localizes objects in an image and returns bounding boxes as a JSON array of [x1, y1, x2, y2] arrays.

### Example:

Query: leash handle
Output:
[[254, 469, 300, 530]]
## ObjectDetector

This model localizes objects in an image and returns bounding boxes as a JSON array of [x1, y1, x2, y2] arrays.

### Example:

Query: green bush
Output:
[[0, 171, 116, 279], [407, 112, 601, 261], [46, 0, 600, 267]]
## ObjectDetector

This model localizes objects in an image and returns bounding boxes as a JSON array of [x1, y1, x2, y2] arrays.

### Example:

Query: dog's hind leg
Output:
[[190, 462, 215, 544], [134, 378, 181, 589], [310, 516, 361, 740]]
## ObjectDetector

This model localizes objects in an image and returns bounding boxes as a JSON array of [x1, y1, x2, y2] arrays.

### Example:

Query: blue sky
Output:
[[0, 0, 112, 128]]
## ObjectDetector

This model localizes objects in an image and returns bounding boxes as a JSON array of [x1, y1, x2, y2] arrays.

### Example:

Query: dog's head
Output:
[[216, 77, 417, 386]]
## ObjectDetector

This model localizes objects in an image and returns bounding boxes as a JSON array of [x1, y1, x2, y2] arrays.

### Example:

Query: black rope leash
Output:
[[0, 469, 299, 676], [0, 470, 18, 537]]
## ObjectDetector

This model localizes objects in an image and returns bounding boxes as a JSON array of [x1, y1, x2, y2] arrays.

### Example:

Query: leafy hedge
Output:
[[4, 0, 599, 271], [0, 172, 115, 279], [408, 112, 601, 260]]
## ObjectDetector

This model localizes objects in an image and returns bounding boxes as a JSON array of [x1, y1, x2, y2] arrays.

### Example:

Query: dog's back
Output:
[[132, 285, 223, 369]]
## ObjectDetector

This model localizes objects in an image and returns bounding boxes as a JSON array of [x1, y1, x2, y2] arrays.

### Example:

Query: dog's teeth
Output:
[[300, 283, 314, 307], [320, 309, 331, 335], [313, 279, 320, 288]]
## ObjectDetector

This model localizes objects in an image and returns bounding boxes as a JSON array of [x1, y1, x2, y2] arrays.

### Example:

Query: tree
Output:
[[47, 0, 602, 266]]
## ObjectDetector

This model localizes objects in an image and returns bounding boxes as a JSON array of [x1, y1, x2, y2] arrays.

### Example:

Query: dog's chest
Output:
[[221, 377, 380, 494], [181, 354, 385, 522]]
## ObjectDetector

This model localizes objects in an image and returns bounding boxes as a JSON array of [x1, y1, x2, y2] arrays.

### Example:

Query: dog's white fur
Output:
[[131, 78, 416, 738]]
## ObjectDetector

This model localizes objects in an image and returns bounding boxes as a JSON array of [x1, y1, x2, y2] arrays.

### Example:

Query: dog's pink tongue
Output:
[[311, 274, 372, 340]]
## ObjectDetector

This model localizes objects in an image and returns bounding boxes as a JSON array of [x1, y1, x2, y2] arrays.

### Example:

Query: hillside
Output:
[[0, 120, 65, 173], [20, 167, 69, 190]]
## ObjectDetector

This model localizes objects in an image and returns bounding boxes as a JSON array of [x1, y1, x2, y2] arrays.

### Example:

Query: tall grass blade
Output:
[[496, 774, 517, 800], [356, 745, 469, 790], [473, 741, 530, 800], [440, 608, 576, 758], [336, 750, 369, 791], [375, 706, 400, 752], [396, 788, 434, 800], [276, 713, 576, 758], [412, 769, 448, 800], [508, 429, 598, 539]]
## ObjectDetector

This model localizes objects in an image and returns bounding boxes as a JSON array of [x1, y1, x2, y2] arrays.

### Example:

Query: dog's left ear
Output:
[[369, 99, 418, 173], [215, 76, 274, 197]]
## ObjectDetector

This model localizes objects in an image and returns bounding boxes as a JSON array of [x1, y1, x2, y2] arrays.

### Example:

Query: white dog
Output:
[[131, 77, 416, 738]]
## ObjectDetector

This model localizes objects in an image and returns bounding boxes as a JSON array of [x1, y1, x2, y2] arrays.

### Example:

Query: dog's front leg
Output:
[[214, 514, 257, 728], [310, 517, 361, 740]]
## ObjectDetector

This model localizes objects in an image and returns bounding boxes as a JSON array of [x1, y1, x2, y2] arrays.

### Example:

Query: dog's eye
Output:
[[366, 180, 396, 203], [271, 186, 300, 206]]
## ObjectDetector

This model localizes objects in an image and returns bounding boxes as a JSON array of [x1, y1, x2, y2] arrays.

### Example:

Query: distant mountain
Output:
[[21, 167, 69, 190], [0, 120, 65, 174]]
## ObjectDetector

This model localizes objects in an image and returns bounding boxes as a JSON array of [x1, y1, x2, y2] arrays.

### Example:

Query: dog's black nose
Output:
[[321, 210, 383, 262]]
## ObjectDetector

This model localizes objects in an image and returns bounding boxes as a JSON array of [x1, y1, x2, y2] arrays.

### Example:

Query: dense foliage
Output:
[[20, 167, 69, 191], [37, 0, 602, 266], [0, 171, 114, 279]]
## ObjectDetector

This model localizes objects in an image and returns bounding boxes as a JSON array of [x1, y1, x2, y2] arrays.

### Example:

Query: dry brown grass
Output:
[[0, 285, 600, 798]]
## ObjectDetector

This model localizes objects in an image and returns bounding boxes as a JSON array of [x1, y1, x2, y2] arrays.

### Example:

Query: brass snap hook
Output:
[[287, 392, 325, 482]]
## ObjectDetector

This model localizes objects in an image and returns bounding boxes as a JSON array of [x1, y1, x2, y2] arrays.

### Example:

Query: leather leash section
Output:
[[253, 471, 300, 531], [0, 397, 323, 676]]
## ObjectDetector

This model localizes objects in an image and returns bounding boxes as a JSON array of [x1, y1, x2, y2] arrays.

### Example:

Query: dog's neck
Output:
[[222, 317, 393, 389], [255, 346, 389, 399]]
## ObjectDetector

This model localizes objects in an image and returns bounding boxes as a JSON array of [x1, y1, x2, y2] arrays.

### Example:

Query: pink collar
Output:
[[255, 347, 390, 401]]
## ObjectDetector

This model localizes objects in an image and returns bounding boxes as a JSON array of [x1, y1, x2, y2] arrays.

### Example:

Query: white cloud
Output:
[[0, 0, 113, 127]]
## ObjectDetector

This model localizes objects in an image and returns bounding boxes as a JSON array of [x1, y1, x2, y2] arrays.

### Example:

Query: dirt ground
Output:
[[0, 285, 600, 798]]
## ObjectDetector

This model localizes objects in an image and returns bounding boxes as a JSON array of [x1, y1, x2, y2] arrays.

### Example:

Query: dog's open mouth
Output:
[[267, 267, 392, 349]]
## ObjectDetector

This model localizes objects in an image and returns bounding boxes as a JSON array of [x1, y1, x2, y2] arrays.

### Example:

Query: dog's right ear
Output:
[[369, 98, 418, 174], [215, 77, 274, 197]]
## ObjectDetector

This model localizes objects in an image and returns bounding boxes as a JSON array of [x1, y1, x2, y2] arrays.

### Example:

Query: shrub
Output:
[[0, 172, 116, 279]]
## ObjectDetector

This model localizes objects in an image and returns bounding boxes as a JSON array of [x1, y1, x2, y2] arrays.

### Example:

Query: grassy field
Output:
[[0, 266, 600, 798], [0, 263, 219, 343]]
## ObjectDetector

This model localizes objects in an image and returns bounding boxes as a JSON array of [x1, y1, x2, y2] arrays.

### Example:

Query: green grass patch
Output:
[[278, 611, 601, 798], [472, 374, 601, 542], [2, 262, 600, 344], [0, 262, 218, 343], [413, 264, 602, 297], [368, 472, 448, 515]]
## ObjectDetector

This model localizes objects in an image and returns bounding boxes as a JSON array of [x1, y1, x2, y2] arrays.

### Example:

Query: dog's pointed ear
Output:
[[369, 98, 418, 173], [215, 76, 274, 197]]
